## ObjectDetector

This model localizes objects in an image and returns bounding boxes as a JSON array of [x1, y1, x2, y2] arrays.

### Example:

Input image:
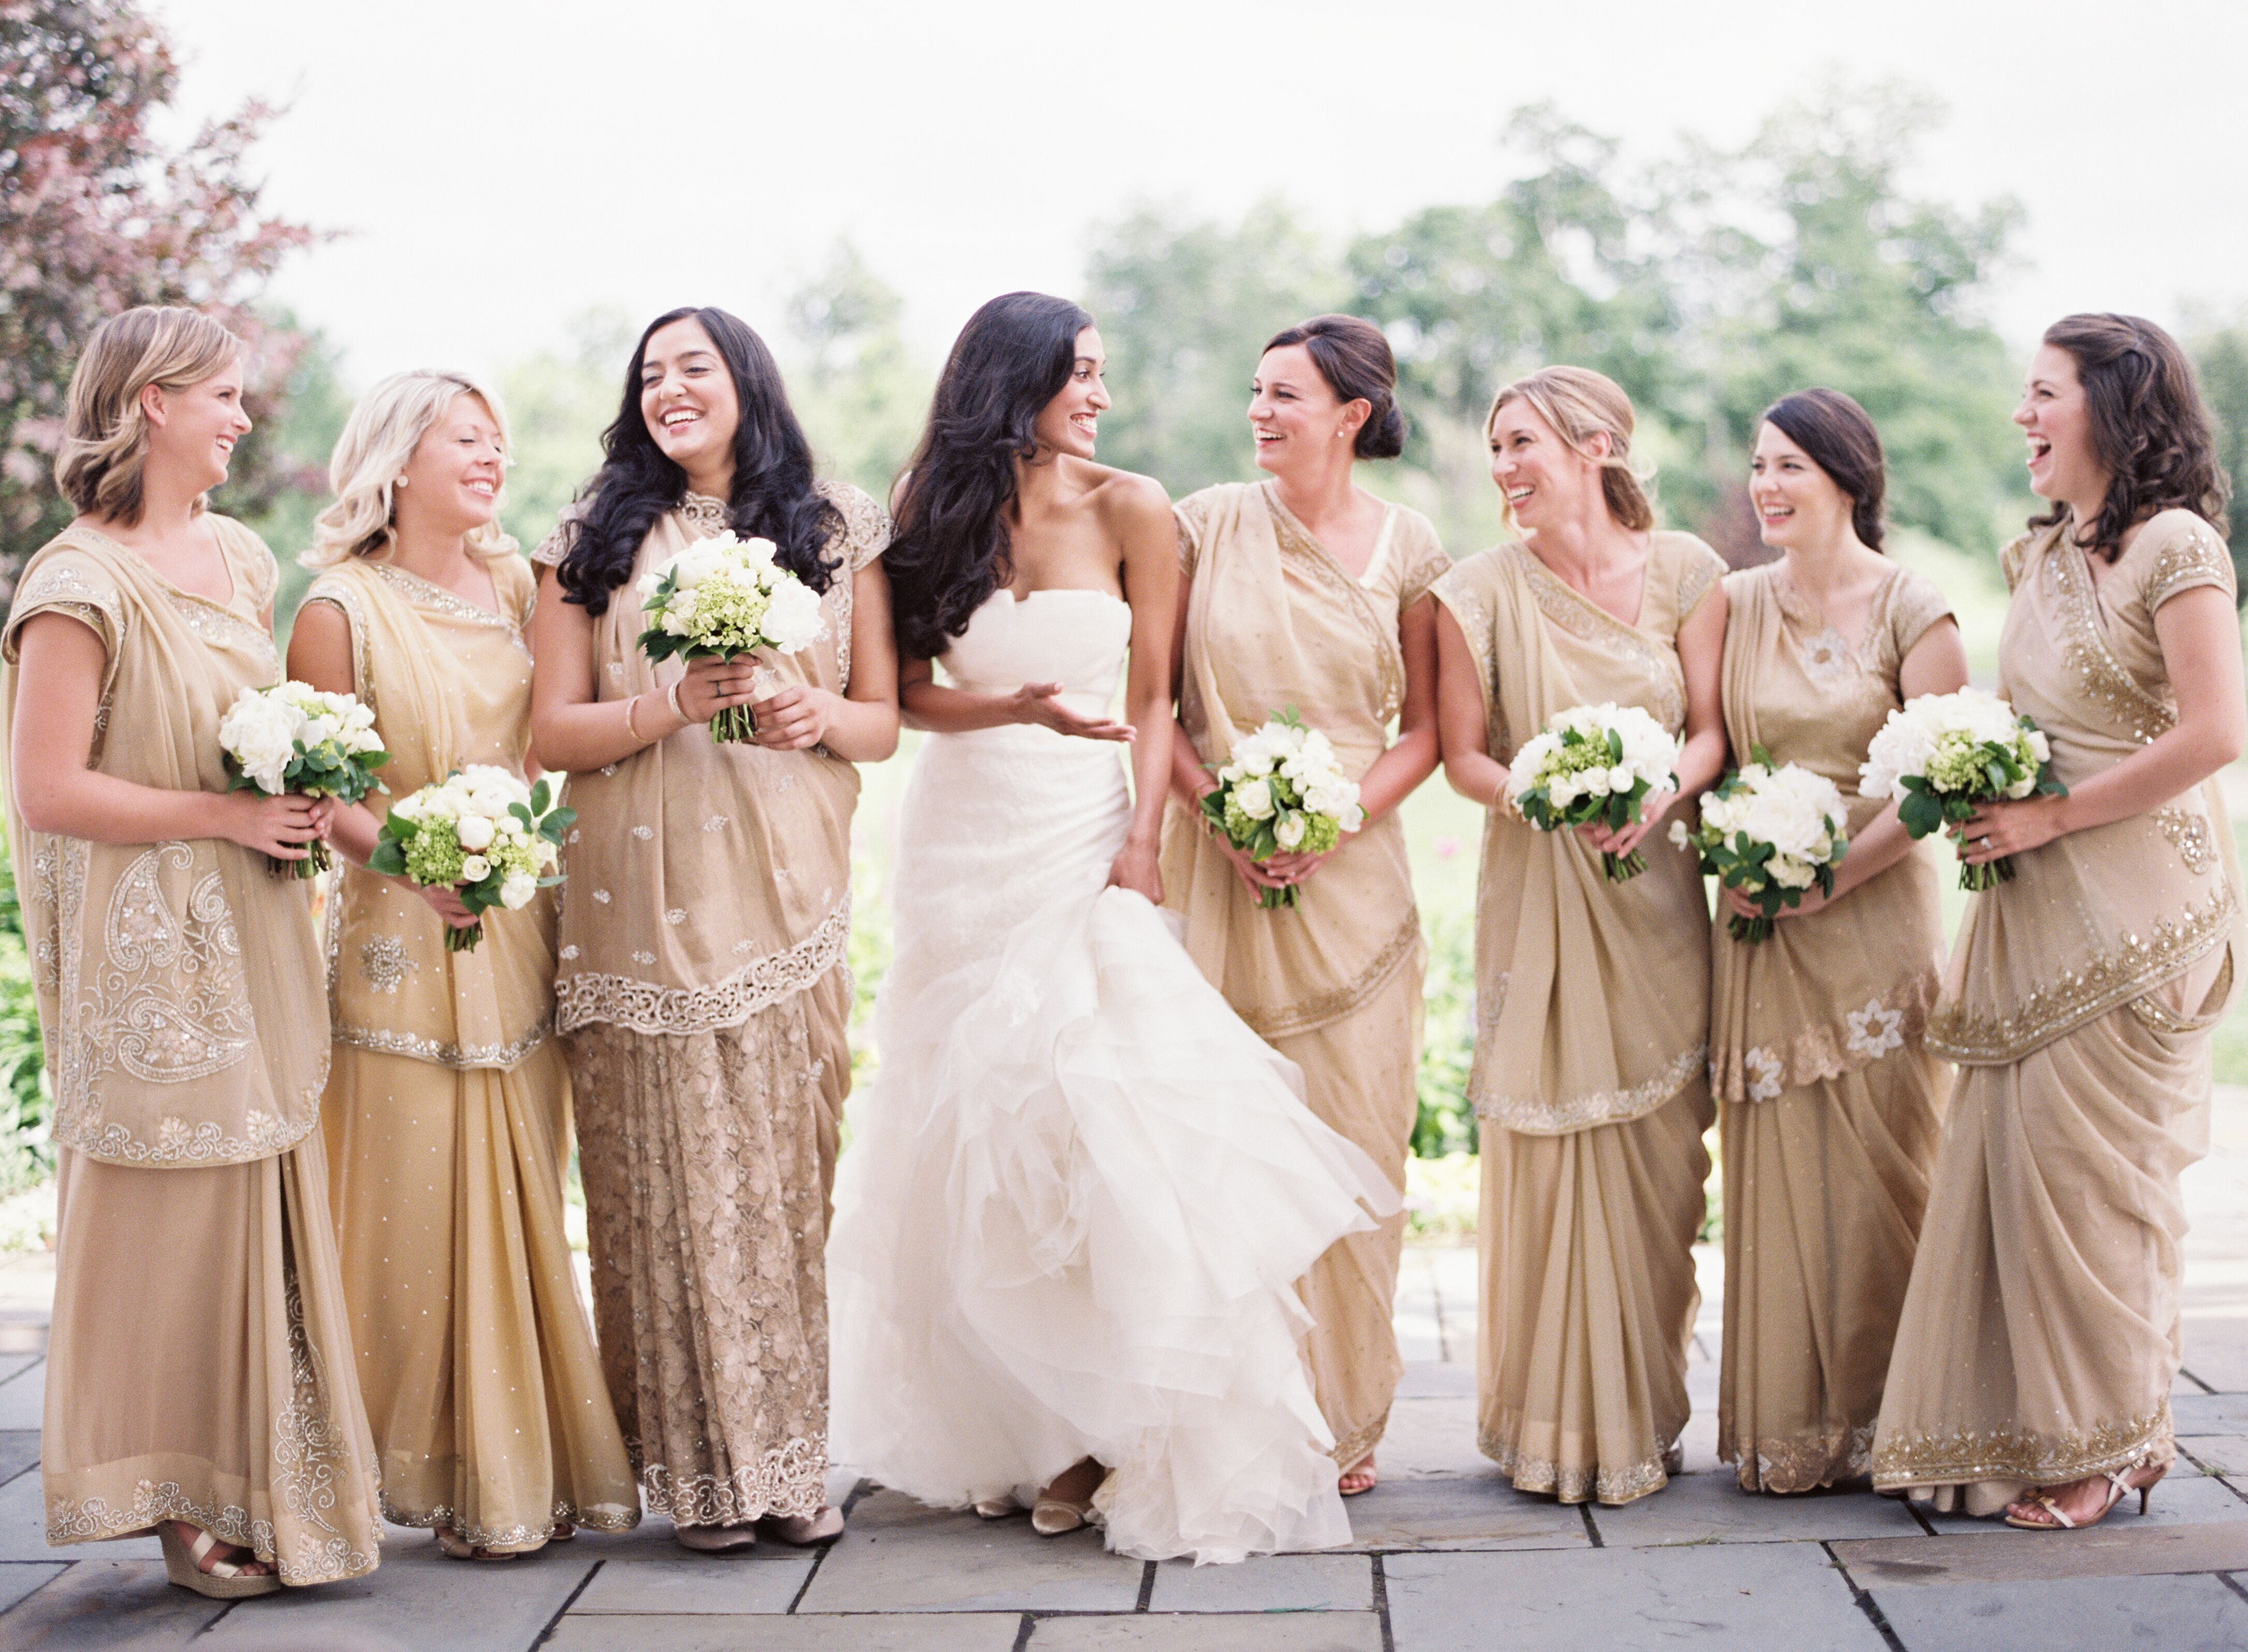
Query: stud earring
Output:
[[395, 477, 409, 487]]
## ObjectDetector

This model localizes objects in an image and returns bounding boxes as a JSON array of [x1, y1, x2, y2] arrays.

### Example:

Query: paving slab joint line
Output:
[[2178, 1366, 2218, 1395], [189, 1585, 236, 1641], [786, 1532, 836, 1613], [1579, 1503, 1603, 1547], [1135, 1558, 1154, 1610], [2221, 1571, 2248, 1607], [529, 1556, 603, 1648], [1823, 1539, 1907, 1652], [1011, 1610, 1035, 1652], [1906, 1499, 1940, 1536], [1370, 1550, 1394, 1652]]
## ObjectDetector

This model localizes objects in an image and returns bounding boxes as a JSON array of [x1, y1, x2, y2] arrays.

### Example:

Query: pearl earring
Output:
[[395, 477, 409, 488]]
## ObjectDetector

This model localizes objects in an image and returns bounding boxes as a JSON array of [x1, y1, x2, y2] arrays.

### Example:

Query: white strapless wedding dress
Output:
[[827, 588, 1396, 1564]]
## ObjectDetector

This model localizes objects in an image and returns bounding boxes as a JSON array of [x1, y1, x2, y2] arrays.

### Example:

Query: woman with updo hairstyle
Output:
[[529, 306, 897, 1551], [1164, 313, 1447, 1497], [2, 306, 382, 1595], [1711, 389, 1968, 1495], [1874, 315, 2245, 1530], [1431, 365, 1727, 1505], [288, 369, 637, 1558]]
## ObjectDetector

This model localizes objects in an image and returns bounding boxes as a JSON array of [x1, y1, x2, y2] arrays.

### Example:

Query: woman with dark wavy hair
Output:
[[528, 306, 898, 1552], [827, 293, 1393, 1564], [1873, 314, 2244, 1530], [1164, 315, 1448, 1496]]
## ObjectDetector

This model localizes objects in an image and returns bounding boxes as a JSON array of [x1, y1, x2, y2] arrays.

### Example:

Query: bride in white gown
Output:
[[827, 293, 1397, 1565]]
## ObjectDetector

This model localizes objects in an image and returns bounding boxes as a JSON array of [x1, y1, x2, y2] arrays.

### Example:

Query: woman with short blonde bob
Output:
[[1433, 366, 1727, 1504], [1713, 390, 1966, 1494], [288, 369, 638, 1559], [1164, 314, 1449, 1497], [1874, 315, 2246, 1530], [2, 306, 382, 1596]]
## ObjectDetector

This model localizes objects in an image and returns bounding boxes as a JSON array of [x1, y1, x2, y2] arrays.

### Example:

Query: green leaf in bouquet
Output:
[[528, 777, 552, 815], [1748, 742, 1777, 769], [542, 806, 577, 841], [1897, 785, 1944, 840], [368, 839, 407, 877], [1605, 728, 1623, 763]]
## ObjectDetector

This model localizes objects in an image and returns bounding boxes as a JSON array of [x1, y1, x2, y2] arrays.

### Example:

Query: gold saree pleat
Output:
[[43, 1134, 383, 1583], [1475, 1087, 1712, 1504]]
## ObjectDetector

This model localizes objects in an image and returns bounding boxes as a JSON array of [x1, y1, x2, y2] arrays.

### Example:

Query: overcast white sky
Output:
[[152, 0, 2248, 389]]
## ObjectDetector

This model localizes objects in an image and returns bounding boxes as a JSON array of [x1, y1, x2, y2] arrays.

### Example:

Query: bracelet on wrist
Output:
[[624, 694, 648, 745], [667, 679, 689, 726]]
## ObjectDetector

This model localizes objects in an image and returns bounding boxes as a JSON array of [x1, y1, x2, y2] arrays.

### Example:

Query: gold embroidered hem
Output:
[[378, 1493, 639, 1550], [328, 1014, 551, 1071], [1726, 1426, 1874, 1495], [642, 1440, 830, 1527], [1709, 969, 1938, 1104], [1869, 1403, 2170, 1494], [1476, 1417, 1672, 1506], [1926, 883, 2236, 1064], [1473, 1043, 1706, 1136], [1234, 907, 1422, 1040], [1331, 1414, 1388, 1472], [554, 894, 850, 1036]]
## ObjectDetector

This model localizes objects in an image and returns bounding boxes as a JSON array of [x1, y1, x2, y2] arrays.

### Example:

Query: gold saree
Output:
[[3, 520, 381, 1584], [1873, 509, 2242, 1514], [1435, 533, 1725, 1504], [304, 553, 637, 1549], [1162, 480, 1450, 1470], [534, 480, 887, 1524], [1712, 562, 1953, 1492]]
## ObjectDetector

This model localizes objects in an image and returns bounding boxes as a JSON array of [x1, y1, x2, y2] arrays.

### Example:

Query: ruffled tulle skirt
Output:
[[828, 882, 1393, 1564]]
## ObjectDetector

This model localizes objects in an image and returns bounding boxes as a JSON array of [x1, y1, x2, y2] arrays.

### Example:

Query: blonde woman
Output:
[[1163, 315, 1447, 1497], [287, 370, 638, 1559], [532, 307, 897, 1551], [1, 307, 382, 1596], [1713, 390, 1966, 1493], [1875, 315, 2246, 1529], [1433, 367, 1727, 1505]]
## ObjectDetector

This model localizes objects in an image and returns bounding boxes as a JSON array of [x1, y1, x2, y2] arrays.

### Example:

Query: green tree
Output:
[[784, 240, 931, 505], [1084, 199, 1350, 495], [1, 0, 323, 591], [495, 307, 640, 556], [2190, 319, 2248, 602]]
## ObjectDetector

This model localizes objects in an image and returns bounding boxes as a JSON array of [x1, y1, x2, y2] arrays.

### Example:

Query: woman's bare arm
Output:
[[1435, 605, 1507, 808], [12, 611, 321, 857]]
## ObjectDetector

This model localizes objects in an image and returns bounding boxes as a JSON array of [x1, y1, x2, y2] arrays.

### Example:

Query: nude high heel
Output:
[[2003, 1461, 2166, 1530], [159, 1522, 282, 1599]]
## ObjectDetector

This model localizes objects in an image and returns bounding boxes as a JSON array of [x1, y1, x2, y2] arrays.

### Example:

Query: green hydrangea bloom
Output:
[[403, 830, 467, 888]]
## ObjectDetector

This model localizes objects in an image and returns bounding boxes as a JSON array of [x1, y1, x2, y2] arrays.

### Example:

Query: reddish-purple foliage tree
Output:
[[1, 0, 324, 591]]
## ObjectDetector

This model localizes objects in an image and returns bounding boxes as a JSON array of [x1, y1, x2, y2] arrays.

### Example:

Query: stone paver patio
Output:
[[6, 1093, 2248, 1648]]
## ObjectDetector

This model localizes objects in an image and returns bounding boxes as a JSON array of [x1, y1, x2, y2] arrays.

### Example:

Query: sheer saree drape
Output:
[[1435, 533, 1724, 1504], [3, 520, 381, 1583], [1162, 481, 1449, 1470], [305, 554, 637, 1547], [1873, 509, 2243, 1513], [1712, 562, 1953, 1492]]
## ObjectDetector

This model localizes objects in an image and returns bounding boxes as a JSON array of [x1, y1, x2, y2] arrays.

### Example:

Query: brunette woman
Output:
[[3, 307, 381, 1596], [1163, 315, 1448, 1496], [1873, 315, 2244, 1529], [530, 307, 898, 1550], [1433, 367, 1727, 1504], [290, 370, 638, 1557], [1712, 390, 1968, 1493]]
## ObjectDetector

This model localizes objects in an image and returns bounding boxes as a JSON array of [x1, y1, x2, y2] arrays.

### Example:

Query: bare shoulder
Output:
[[1076, 462, 1172, 530]]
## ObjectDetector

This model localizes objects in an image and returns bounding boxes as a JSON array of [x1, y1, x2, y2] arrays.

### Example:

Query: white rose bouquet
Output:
[[1199, 708, 1366, 910], [636, 529, 828, 743], [1505, 701, 1681, 882], [1669, 748, 1849, 942], [218, 681, 390, 877], [367, 767, 573, 952], [1858, 687, 2065, 891]]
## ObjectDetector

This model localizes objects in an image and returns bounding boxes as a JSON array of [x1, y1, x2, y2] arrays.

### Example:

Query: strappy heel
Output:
[[159, 1522, 281, 1598], [2003, 1461, 2166, 1530]]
